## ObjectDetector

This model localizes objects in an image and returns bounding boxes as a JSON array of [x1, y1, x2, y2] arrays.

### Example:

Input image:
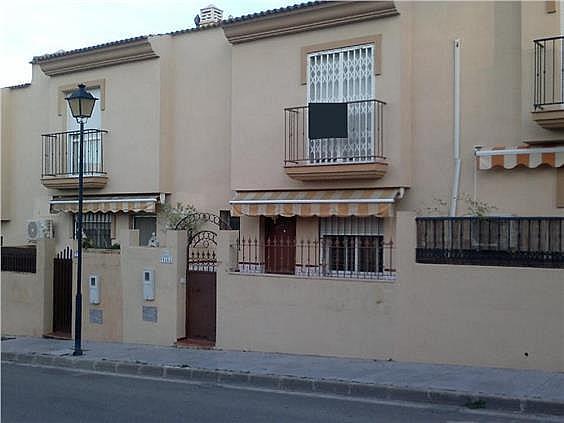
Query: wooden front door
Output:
[[187, 270, 216, 341], [265, 217, 296, 274], [52, 247, 73, 336]]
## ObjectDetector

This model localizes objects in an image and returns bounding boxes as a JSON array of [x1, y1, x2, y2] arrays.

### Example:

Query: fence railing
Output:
[[234, 236, 395, 280], [416, 216, 564, 268], [1, 246, 37, 273], [284, 99, 385, 166], [42, 129, 107, 177], [533, 36, 564, 109]]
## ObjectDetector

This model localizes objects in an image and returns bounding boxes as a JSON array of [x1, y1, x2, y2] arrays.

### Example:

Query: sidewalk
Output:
[[2, 336, 563, 416]]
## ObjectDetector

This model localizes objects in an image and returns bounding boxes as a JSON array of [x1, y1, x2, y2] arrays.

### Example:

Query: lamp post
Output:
[[65, 84, 98, 356]]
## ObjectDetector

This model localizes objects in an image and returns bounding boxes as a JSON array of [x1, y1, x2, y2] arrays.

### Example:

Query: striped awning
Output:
[[230, 189, 404, 217], [476, 145, 564, 170], [50, 196, 158, 214]]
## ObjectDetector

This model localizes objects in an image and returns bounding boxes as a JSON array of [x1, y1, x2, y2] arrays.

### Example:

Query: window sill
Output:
[[284, 159, 388, 181], [41, 174, 108, 189]]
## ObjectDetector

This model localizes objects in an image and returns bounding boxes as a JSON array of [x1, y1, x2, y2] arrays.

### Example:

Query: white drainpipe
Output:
[[450, 39, 461, 217]]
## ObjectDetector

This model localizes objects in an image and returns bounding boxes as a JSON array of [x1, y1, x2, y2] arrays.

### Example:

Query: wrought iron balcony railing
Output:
[[284, 99, 385, 166], [41, 129, 107, 177], [533, 35, 564, 109]]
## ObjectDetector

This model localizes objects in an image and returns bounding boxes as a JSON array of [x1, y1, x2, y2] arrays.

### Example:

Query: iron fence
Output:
[[42, 129, 107, 177], [234, 236, 395, 280], [1, 246, 37, 273], [533, 35, 564, 109], [284, 99, 385, 166], [416, 216, 564, 268]]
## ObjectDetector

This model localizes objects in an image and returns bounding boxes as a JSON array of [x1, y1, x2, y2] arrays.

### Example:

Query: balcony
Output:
[[532, 36, 564, 129], [284, 99, 388, 180], [41, 129, 108, 189]]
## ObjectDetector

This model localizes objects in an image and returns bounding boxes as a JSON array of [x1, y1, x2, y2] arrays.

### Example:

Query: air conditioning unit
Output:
[[27, 219, 54, 241]]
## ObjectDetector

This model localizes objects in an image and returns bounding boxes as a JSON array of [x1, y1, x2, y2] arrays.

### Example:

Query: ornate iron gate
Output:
[[174, 213, 230, 342], [52, 247, 73, 336]]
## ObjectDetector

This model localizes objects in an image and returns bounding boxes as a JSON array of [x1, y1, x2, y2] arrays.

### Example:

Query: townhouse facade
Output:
[[1, 2, 563, 371]]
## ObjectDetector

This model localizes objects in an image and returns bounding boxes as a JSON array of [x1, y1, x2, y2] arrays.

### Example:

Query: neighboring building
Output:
[[1, 26, 232, 251], [1, 2, 563, 371]]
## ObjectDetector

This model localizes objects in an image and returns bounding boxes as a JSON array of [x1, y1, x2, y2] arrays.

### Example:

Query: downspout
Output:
[[472, 145, 483, 202], [449, 39, 461, 217]]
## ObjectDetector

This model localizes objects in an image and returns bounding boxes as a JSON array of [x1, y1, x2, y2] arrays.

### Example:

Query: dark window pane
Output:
[[134, 215, 157, 246]]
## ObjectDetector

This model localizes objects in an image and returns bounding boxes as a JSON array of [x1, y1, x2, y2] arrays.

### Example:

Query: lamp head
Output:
[[65, 84, 97, 121]]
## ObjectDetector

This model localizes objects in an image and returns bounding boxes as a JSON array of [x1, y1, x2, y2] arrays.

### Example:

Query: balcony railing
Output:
[[234, 236, 396, 280], [416, 216, 564, 269], [533, 36, 564, 109], [42, 129, 107, 177], [284, 99, 385, 166], [1, 246, 36, 273]]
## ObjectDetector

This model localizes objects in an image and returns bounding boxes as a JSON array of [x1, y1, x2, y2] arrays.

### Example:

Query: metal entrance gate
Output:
[[175, 213, 230, 343], [53, 247, 73, 336]]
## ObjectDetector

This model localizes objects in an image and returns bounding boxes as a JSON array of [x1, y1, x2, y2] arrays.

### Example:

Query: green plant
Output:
[[158, 202, 201, 232], [415, 194, 497, 217], [461, 194, 497, 217], [415, 197, 449, 216]]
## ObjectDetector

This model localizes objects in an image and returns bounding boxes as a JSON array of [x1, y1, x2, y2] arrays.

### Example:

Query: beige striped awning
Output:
[[50, 196, 158, 214], [230, 189, 404, 218], [477, 145, 564, 170]]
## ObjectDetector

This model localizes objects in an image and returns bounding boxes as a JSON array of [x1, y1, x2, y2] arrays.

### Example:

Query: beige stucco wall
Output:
[[1, 239, 55, 336], [160, 29, 233, 214], [217, 212, 563, 371], [81, 250, 122, 342], [217, 272, 397, 358], [230, 14, 407, 192], [120, 230, 186, 345], [394, 211, 564, 372]]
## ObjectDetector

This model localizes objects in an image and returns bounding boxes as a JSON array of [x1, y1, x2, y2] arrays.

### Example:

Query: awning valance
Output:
[[230, 188, 404, 217], [50, 196, 158, 214], [476, 145, 564, 170]]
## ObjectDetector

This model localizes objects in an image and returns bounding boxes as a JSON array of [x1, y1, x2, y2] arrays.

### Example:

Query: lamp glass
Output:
[[66, 84, 98, 119]]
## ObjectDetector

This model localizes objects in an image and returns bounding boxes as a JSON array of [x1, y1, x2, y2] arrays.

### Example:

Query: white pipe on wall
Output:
[[450, 39, 461, 217]]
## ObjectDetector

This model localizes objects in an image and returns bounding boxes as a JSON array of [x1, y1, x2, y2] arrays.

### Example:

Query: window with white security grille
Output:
[[307, 44, 374, 162], [320, 216, 384, 275]]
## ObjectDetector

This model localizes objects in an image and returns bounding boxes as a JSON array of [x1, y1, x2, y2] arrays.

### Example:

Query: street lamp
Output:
[[66, 84, 98, 356]]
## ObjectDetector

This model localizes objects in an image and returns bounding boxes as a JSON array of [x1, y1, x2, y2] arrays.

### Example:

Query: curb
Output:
[[2, 351, 563, 417]]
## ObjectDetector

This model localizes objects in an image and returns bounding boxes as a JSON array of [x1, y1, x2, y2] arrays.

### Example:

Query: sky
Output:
[[0, 0, 295, 87]]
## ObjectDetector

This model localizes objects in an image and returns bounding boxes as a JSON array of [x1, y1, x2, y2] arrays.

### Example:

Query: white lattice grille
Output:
[[307, 44, 374, 162]]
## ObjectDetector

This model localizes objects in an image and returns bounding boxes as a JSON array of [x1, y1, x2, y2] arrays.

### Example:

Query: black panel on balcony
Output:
[[308, 102, 348, 139]]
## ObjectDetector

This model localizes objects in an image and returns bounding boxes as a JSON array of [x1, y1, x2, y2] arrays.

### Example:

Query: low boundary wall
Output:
[[216, 213, 564, 371]]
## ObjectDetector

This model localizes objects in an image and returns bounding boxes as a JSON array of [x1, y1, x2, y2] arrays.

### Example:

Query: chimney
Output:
[[199, 4, 223, 26]]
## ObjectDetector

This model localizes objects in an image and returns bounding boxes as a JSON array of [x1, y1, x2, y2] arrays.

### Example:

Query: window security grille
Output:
[[320, 216, 384, 275], [307, 44, 374, 162], [74, 213, 112, 249]]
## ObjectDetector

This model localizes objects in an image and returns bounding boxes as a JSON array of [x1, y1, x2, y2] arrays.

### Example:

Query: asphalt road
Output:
[[0, 363, 553, 423]]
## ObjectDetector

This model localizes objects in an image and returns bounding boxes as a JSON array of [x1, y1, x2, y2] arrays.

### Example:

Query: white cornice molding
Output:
[[37, 39, 159, 76], [223, 2, 399, 44]]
